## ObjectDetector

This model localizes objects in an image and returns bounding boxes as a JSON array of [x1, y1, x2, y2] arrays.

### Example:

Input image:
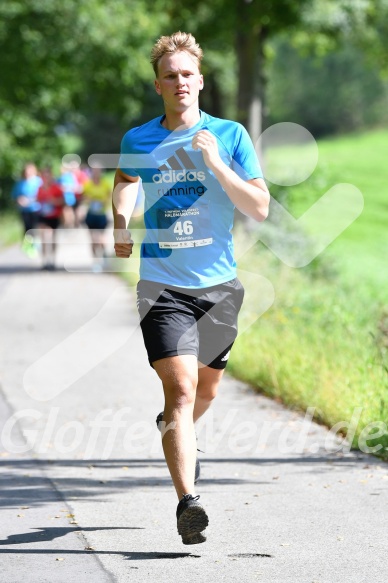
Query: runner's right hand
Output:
[[113, 229, 134, 258]]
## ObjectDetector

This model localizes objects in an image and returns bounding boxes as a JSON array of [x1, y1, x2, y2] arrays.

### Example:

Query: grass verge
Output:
[[230, 129, 388, 459], [0, 211, 22, 248]]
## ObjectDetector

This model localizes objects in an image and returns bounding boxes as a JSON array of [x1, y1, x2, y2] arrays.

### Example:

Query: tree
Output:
[[0, 0, 167, 179], [168, 0, 311, 144], [266, 37, 388, 136], [167, 0, 388, 144], [1, 0, 387, 209]]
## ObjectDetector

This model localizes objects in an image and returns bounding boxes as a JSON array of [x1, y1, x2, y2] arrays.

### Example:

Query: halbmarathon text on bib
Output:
[[157, 205, 213, 249]]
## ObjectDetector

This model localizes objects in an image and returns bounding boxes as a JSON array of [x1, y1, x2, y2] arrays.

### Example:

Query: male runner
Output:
[[112, 32, 269, 545]]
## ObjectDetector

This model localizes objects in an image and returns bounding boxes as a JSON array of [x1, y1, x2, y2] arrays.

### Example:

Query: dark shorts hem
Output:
[[149, 349, 232, 370], [85, 212, 108, 230], [38, 216, 61, 229], [137, 278, 244, 370], [150, 350, 198, 368], [201, 343, 234, 370]]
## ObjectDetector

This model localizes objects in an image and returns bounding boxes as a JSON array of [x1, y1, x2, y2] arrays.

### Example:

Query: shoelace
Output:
[[181, 494, 200, 503]]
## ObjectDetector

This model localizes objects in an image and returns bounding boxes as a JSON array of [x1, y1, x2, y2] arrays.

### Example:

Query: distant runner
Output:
[[11, 163, 42, 258], [82, 167, 112, 271], [37, 167, 64, 270]]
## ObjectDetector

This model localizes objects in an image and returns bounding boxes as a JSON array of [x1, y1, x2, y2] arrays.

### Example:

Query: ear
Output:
[[199, 74, 204, 91], [154, 78, 162, 95]]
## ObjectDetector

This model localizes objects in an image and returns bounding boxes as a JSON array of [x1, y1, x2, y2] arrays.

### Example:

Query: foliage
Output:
[[0, 0, 167, 179], [267, 37, 388, 136], [230, 129, 388, 457], [299, 0, 388, 70], [1, 0, 387, 209]]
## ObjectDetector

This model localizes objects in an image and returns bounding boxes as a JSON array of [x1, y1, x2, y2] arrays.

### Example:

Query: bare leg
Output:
[[153, 355, 198, 500], [193, 365, 224, 422], [90, 229, 106, 258], [51, 228, 57, 265], [39, 225, 54, 265], [62, 206, 75, 228]]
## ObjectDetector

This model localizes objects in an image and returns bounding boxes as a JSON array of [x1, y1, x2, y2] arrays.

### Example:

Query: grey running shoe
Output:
[[156, 411, 201, 483], [176, 494, 208, 545]]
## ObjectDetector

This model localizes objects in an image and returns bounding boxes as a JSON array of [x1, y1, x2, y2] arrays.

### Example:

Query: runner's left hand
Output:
[[192, 130, 222, 171]]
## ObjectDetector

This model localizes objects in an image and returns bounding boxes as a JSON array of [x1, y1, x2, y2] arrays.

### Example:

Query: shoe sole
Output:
[[177, 504, 209, 545]]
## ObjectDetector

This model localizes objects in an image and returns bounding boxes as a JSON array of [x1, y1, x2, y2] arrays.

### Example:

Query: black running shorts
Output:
[[136, 278, 245, 369]]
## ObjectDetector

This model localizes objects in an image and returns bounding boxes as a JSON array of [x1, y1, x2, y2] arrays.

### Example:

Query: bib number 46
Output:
[[173, 220, 194, 236]]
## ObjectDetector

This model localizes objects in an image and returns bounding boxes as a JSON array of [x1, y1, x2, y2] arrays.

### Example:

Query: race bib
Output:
[[157, 205, 212, 249], [89, 201, 104, 214]]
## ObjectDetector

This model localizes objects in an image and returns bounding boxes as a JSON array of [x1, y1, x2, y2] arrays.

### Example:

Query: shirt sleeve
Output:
[[118, 131, 140, 178], [82, 181, 91, 196], [11, 181, 22, 199], [232, 124, 263, 181]]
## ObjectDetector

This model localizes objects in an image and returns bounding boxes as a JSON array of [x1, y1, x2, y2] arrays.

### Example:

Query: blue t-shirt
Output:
[[119, 111, 263, 289], [12, 176, 42, 212], [57, 172, 78, 206]]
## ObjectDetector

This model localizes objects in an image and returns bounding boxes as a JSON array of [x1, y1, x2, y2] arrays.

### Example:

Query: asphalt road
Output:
[[0, 230, 387, 583]]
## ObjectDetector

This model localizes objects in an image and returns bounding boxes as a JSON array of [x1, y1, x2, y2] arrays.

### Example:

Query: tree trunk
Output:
[[201, 70, 224, 119], [236, 19, 268, 156], [235, 8, 268, 225]]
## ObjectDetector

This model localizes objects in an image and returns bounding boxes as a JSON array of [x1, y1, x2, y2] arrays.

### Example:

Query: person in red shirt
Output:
[[37, 167, 64, 270]]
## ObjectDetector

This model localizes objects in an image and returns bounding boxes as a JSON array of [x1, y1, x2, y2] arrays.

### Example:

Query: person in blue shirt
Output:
[[11, 163, 42, 257], [57, 165, 80, 228], [112, 32, 270, 545]]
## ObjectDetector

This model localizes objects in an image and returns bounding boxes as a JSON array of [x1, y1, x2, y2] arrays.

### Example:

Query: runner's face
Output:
[[155, 51, 203, 112]]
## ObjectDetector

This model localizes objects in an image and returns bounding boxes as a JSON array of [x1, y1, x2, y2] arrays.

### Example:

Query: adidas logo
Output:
[[221, 351, 231, 362], [152, 147, 206, 184]]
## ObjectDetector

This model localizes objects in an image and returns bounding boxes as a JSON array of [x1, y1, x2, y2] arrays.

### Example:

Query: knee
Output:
[[164, 376, 197, 408]]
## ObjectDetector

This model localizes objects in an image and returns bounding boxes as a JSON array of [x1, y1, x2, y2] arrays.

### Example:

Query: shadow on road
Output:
[[0, 547, 201, 560], [0, 452, 376, 511], [0, 526, 144, 546]]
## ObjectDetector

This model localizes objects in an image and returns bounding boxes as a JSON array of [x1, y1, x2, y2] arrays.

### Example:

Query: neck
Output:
[[162, 105, 201, 131]]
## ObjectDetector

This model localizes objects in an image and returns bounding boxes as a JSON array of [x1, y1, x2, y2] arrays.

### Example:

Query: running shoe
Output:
[[176, 494, 208, 545], [156, 411, 201, 483], [22, 237, 38, 259]]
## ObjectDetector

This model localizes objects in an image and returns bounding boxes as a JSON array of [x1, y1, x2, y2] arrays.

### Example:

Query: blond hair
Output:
[[150, 31, 203, 76]]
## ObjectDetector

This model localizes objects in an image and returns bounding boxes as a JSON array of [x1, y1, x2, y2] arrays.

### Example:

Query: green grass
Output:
[[0, 210, 23, 248], [229, 129, 388, 458], [266, 128, 388, 291]]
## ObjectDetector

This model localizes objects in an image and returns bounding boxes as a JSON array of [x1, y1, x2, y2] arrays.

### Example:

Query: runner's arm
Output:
[[112, 168, 140, 258], [15, 195, 30, 208], [192, 130, 269, 222], [215, 173, 269, 222]]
